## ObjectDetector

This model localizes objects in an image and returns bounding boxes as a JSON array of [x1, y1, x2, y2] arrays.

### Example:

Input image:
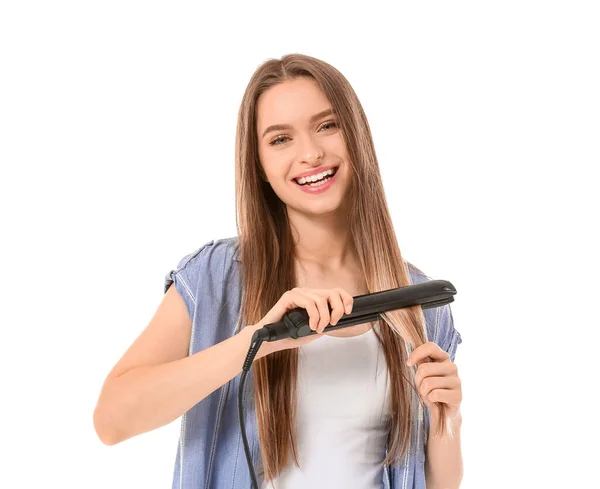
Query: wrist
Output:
[[430, 407, 462, 426], [239, 324, 273, 361]]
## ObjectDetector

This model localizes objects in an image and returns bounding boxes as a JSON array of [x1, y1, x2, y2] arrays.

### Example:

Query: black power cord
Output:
[[239, 336, 264, 489]]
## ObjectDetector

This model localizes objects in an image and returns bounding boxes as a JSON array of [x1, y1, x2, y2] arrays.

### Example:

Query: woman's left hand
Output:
[[406, 342, 462, 421]]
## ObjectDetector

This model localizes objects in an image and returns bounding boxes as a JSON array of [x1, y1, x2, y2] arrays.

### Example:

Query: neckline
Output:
[[321, 323, 377, 340]]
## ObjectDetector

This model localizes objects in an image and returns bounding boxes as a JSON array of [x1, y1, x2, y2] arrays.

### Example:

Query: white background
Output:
[[1, 1, 598, 488]]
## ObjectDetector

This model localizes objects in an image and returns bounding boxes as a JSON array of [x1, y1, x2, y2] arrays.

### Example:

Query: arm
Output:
[[425, 409, 464, 489], [93, 285, 269, 446]]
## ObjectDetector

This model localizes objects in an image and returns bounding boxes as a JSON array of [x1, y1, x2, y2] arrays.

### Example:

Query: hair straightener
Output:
[[238, 279, 457, 489]]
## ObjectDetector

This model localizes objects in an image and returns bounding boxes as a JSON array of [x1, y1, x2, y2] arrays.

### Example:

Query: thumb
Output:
[[257, 302, 289, 328]]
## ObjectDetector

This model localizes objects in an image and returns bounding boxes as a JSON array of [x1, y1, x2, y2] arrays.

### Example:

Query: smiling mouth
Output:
[[293, 166, 339, 186]]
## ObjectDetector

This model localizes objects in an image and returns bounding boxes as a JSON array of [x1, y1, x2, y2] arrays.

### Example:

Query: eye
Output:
[[269, 135, 290, 146], [319, 121, 338, 131]]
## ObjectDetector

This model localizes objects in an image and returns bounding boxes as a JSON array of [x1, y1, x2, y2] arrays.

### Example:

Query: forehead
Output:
[[256, 78, 330, 128]]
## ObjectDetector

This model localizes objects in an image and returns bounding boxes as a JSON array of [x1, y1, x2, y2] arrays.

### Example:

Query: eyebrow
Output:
[[261, 108, 335, 139]]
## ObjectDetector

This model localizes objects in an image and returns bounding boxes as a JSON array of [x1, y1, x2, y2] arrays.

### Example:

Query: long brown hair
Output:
[[233, 53, 450, 483]]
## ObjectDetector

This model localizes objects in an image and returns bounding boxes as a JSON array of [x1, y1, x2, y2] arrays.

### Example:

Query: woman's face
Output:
[[256, 77, 351, 216]]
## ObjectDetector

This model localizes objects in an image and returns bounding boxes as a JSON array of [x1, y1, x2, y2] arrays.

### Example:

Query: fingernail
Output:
[[345, 305, 351, 314], [406, 360, 412, 366]]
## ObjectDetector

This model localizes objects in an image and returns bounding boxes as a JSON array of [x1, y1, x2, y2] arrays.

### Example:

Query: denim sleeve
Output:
[[437, 303, 462, 363], [163, 240, 214, 321]]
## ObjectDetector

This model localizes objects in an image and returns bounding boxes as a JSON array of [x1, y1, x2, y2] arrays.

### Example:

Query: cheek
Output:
[[326, 136, 349, 158], [258, 151, 276, 178], [260, 159, 291, 186]]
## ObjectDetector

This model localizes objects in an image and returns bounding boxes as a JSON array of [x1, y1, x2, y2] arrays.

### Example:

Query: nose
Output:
[[297, 134, 323, 166]]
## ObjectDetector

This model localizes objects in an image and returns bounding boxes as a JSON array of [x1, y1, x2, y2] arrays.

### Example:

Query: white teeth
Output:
[[296, 168, 336, 185]]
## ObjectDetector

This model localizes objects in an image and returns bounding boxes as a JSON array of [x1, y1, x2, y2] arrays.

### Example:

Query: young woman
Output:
[[94, 54, 463, 489]]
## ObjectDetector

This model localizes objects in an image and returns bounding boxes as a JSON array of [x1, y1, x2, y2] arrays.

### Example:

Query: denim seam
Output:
[[232, 432, 240, 489], [175, 242, 211, 273], [434, 306, 441, 343], [175, 272, 196, 309], [205, 378, 226, 489], [418, 402, 425, 465], [231, 382, 245, 489], [179, 412, 186, 489], [402, 419, 411, 489], [448, 327, 462, 362]]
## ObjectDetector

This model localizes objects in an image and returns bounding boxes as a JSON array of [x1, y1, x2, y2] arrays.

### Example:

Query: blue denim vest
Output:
[[164, 237, 462, 489]]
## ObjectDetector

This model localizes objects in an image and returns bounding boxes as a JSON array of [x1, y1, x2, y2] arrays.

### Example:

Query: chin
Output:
[[293, 198, 345, 216]]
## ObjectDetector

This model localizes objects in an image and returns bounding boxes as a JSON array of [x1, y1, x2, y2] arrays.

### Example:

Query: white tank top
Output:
[[261, 323, 392, 489]]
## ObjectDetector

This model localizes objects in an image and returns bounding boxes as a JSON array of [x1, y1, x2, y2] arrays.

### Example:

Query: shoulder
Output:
[[405, 260, 431, 286], [404, 259, 462, 362], [163, 236, 240, 294], [163, 236, 241, 323]]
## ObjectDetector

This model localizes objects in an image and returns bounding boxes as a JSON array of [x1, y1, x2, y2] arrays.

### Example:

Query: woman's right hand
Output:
[[247, 287, 355, 355]]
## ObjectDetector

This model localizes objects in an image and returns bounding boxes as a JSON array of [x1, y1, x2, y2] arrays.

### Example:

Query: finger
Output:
[[418, 376, 460, 400], [414, 362, 457, 388], [428, 388, 461, 405], [407, 341, 450, 366], [303, 291, 332, 333], [326, 291, 346, 325], [287, 289, 321, 332], [332, 287, 354, 315]]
